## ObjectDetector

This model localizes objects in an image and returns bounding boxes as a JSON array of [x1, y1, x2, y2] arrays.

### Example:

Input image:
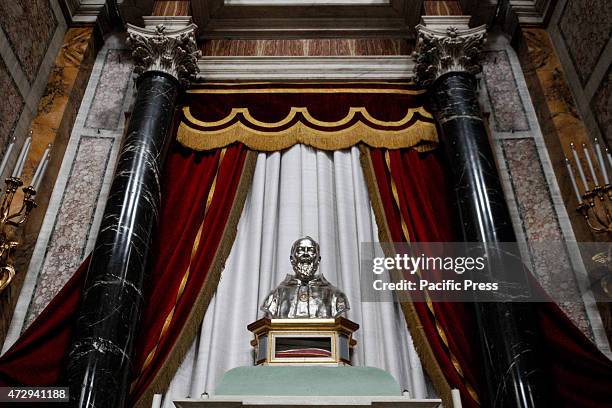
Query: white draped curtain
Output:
[[161, 145, 430, 407]]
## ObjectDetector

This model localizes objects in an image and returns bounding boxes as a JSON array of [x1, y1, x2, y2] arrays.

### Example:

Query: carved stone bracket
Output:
[[413, 24, 487, 86], [126, 23, 201, 86]]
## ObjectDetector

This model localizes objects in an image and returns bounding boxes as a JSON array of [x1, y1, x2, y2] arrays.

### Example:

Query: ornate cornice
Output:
[[196, 56, 415, 80], [126, 23, 201, 86], [413, 24, 487, 86]]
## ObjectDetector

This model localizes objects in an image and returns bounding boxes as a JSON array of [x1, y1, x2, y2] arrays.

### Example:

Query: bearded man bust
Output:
[[261, 236, 349, 319]]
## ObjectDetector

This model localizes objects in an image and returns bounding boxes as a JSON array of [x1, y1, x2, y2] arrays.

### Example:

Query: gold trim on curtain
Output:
[[178, 106, 438, 152], [178, 119, 438, 152], [358, 145, 454, 408], [177, 83, 437, 152], [133, 150, 258, 408]]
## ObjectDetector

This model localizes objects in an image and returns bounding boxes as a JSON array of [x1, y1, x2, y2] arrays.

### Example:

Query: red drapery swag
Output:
[[0, 142, 254, 408], [177, 82, 438, 152], [365, 147, 612, 408]]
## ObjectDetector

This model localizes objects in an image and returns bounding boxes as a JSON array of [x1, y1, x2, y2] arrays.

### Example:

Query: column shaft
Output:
[[432, 72, 551, 407], [66, 71, 179, 408]]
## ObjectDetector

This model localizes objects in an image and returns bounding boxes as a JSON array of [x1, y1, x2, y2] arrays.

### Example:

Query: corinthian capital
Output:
[[126, 23, 201, 86], [413, 24, 487, 86]]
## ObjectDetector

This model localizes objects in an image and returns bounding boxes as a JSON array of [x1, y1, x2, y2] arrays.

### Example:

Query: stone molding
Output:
[[142, 16, 194, 30], [420, 16, 471, 31], [413, 23, 487, 86], [126, 24, 201, 85], [70, 0, 107, 24], [509, 0, 553, 26], [195, 56, 414, 81]]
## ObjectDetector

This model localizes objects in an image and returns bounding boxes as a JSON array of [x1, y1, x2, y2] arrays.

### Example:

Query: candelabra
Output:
[[564, 139, 612, 234], [0, 135, 50, 293], [0, 179, 37, 292]]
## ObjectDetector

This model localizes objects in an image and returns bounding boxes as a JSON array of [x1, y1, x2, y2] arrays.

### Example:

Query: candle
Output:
[[565, 157, 583, 203], [0, 137, 15, 178], [11, 136, 31, 178], [596, 139, 610, 184], [582, 143, 599, 186], [151, 394, 162, 408], [451, 389, 463, 408], [571, 143, 589, 191], [31, 145, 51, 191], [32, 154, 50, 192], [607, 147, 612, 171]]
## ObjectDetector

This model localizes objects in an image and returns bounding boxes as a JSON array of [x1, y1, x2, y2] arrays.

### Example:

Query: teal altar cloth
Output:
[[214, 366, 402, 396]]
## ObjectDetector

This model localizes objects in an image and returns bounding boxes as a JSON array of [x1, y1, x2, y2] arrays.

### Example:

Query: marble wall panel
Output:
[[352, 39, 412, 55], [591, 67, 611, 146], [152, 0, 190, 16], [1, 35, 129, 347], [522, 29, 592, 151], [26, 28, 96, 183], [85, 49, 132, 130], [423, 1, 462, 16], [483, 51, 530, 132], [0, 27, 96, 348], [502, 139, 591, 335], [546, 0, 612, 198], [0, 1, 58, 83], [308, 39, 355, 56], [24, 136, 113, 326], [482, 32, 612, 351], [199, 38, 412, 56], [518, 28, 612, 350], [558, 0, 612, 85], [0, 58, 24, 151]]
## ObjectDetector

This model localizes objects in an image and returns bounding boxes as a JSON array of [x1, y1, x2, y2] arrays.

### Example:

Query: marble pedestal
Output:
[[173, 396, 443, 407]]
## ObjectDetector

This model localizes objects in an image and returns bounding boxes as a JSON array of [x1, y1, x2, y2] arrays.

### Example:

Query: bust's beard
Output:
[[294, 261, 317, 280]]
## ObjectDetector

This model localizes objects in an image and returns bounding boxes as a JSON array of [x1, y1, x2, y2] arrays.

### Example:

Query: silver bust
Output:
[[261, 237, 349, 319]]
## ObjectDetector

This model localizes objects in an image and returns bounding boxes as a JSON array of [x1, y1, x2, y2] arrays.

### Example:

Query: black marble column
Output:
[[66, 71, 179, 408], [431, 72, 551, 407]]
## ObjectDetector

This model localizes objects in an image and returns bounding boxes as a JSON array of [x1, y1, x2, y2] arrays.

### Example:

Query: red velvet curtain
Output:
[[368, 147, 484, 407], [0, 143, 252, 408], [368, 147, 612, 407], [130, 143, 251, 405], [0, 260, 88, 387]]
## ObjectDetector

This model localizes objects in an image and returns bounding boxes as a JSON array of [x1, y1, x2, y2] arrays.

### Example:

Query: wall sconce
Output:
[[564, 138, 612, 234], [0, 134, 51, 293]]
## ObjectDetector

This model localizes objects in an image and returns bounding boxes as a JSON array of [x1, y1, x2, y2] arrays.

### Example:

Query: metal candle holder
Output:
[[576, 186, 612, 233], [565, 139, 612, 234], [0, 134, 50, 293], [0, 178, 37, 292]]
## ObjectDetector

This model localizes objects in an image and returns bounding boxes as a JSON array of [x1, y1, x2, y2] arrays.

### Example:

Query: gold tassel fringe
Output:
[[177, 120, 438, 152]]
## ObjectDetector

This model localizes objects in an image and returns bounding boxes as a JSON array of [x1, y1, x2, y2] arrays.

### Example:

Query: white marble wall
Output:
[[481, 30, 610, 357], [2, 34, 133, 353]]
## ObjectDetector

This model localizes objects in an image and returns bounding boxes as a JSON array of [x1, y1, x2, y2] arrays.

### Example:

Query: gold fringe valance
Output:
[[177, 83, 438, 152], [177, 106, 439, 152]]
